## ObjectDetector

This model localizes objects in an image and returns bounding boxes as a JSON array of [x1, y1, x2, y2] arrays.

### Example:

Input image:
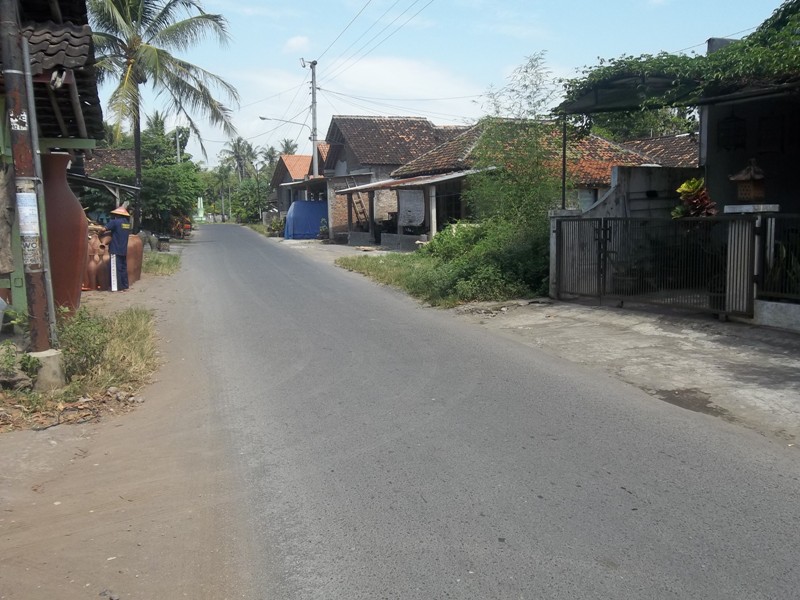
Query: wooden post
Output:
[[1, 0, 51, 351], [368, 191, 375, 242], [428, 184, 437, 238], [346, 192, 353, 232]]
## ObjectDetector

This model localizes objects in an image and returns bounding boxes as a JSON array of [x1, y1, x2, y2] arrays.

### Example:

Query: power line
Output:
[[317, 0, 375, 61], [318, 88, 472, 122], [673, 26, 757, 53], [323, 0, 432, 83], [320, 87, 483, 102], [321, 0, 403, 81], [239, 83, 308, 109]]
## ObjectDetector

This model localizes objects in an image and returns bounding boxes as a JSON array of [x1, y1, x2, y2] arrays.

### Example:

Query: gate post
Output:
[[549, 209, 581, 299]]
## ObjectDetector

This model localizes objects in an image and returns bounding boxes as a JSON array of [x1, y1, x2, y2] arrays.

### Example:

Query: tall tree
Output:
[[218, 137, 258, 181], [279, 138, 298, 155], [89, 0, 239, 228]]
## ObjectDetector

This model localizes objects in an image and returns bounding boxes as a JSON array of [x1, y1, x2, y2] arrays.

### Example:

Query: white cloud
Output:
[[283, 36, 311, 54]]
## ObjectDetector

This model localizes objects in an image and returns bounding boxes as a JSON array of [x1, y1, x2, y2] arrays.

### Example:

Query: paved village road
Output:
[[184, 225, 799, 599]]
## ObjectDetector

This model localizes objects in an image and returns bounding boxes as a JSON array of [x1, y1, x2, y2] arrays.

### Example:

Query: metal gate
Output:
[[555, 216, 756, 317]]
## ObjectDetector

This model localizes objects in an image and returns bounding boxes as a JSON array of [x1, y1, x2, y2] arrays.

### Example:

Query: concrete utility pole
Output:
[[1, 0, 52, 351], [303, 58, 319, 178]]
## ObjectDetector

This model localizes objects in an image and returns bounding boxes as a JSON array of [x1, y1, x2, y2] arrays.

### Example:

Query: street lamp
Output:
[[258, 116, 318, 177]]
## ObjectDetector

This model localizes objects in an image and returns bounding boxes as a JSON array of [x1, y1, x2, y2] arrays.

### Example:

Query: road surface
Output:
[[2, 224, 797, 599], [182, 225, 800, 599]]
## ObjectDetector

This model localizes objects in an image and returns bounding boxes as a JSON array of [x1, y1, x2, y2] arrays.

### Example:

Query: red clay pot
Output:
[[42, 153, 88, 311]]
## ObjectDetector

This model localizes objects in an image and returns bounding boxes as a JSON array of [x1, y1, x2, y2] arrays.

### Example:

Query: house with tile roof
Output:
[[335, 121, 692, 248], [322, 115, 469, 238], [271, 154, 312, 214]]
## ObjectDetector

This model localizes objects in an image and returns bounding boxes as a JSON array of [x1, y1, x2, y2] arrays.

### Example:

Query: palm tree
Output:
[[89, 0, 239, 227], [279, 138, 298, 155], [260, 145, 278, 168], [218, 137, 257, 182]]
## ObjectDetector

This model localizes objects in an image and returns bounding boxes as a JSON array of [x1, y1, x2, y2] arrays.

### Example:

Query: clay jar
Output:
[[42, 153, 88, 311], [96, 234, 111, 291], [83, 233, 101, 291], [127, 233, 143, 284]]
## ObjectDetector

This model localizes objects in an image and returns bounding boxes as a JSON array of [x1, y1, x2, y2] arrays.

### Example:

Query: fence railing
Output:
[[556, 216, 757, 316], [757, 215, 800, 303]]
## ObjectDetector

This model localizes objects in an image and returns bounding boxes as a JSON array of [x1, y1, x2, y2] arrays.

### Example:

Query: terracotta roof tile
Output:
[[392, 125, 482, 177], [567, 134, 649, 187], [3, 2, 105, 141], [621, 134, 699, 168], [325, 116, 456, 167], [84, 149, 136, 174], [282, 154, 312, 180], [392, 123, 647, 187]]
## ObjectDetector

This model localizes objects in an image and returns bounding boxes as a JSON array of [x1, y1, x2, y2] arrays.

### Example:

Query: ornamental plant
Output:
[[672, 178, 717, 218]]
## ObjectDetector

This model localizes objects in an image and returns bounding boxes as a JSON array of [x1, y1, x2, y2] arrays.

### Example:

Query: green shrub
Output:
[[57, 309, 111, 380], [336, 218, 550, 306], [0, 340, 18, 377]]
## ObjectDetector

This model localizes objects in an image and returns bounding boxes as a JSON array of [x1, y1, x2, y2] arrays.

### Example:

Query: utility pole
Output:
[[1, 0, 52, 351], [302, 58, 319, 178]]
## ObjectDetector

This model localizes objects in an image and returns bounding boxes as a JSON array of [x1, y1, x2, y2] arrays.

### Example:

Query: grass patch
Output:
[[143, 252, 180, 275], [336, 219, 550, 307], [0, 307, 160, 430], [246, 223, 268, 236], [58, 307, 159, 399]]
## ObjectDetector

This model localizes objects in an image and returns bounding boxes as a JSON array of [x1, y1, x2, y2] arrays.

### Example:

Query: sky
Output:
[[109, 0, 784, 167]]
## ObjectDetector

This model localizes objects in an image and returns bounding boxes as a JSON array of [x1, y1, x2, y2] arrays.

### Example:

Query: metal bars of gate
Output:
[[757, 214, 800, 303], [556, 216, 756, 317], [556, 218, 603, 298]]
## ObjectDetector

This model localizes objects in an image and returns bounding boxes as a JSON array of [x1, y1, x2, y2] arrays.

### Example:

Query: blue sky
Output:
[[121, 0, 782, 166]]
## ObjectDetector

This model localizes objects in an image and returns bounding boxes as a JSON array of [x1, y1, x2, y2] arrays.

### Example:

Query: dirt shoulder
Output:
[[0, 259, 253, 599]]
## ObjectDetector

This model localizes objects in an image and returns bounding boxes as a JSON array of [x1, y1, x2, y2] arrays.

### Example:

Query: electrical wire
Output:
[[320, 87, 483, 102], [322, 0, 432, 83], [317, 0, 375, 61], [673, 26, 757, 53], [318, 88, 471, 122], [320, 0, 403, 82], [238, 83, 308, 109]]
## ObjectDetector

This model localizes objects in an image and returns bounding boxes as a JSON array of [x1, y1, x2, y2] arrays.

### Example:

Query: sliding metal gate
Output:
[[555, 216, 756, 317]]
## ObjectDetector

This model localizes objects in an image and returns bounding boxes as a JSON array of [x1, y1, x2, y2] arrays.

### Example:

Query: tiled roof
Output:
[[283, 154, 312, 180], [2, 1, 104, 142], [316, 142, 330, 165], [84, 148, 136, 174], [325, 116, 454, 167], [392, 123, 646, 187], [567, 134, 649, 187], [621, 134, 699, 168], [392, 125, 482, 178], [24, 21, 92, 72], [270, 154, 311, 189]]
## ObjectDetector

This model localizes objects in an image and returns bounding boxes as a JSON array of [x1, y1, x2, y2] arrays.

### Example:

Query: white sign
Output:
[[398, 190, 424, 227], [16, 192, 40, 235]]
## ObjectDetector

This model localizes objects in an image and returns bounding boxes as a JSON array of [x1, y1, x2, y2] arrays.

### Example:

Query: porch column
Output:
[[428, 184, 437, 238]]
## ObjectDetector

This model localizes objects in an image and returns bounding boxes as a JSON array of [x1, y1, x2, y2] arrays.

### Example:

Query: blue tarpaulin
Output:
[[284, 201, 328, 239]]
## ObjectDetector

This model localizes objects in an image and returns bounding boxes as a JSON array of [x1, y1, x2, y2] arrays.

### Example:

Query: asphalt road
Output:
[[182, 224, 799, 599]]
